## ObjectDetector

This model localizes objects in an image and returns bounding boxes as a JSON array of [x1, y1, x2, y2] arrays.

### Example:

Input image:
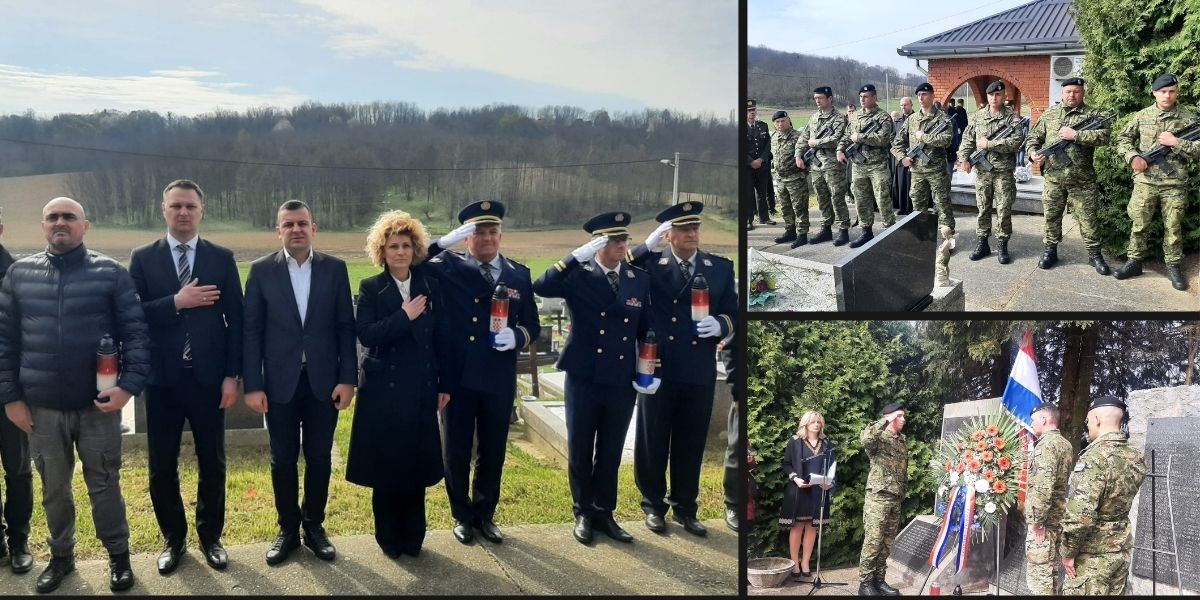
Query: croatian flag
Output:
[[1001, 330, 1040, 506]]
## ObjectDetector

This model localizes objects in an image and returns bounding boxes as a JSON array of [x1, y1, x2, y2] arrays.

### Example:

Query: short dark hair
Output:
[[163, 179, 204, 201], [278, 199, 310, 213]]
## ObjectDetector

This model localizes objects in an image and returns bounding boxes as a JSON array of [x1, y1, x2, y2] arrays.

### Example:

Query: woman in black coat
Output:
[[779, 411, 838, 581], [347, 210, 450, 558]]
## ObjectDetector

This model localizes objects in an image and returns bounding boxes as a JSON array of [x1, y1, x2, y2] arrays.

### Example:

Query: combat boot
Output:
[[773, 230, 797, 244], [1112, 259, 1142, 280], [790, 234, 808, 249], [997, 239, 1012, 264], [848, 228, 874, 248], [832, 228, 850, 247], [968, 237, 991, 261], [858, 578, 881, 596], [1088, 251, 1111, 275], [1166, 263, 1188, 291], [875, 575, 901, 596], [810, 225, 833, 244], [1037, 244, 1058, 269]]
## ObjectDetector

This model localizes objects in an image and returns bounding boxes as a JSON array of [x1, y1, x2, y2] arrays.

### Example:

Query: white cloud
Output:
[[0, 64, 307, 116]]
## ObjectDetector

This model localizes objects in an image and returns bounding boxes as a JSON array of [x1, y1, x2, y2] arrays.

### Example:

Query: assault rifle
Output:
[[904, 119, 950, 166], [1033, 113, 1114, 174], [1137, 120, 1200, 177], [845, 120, 884, 164], [967, 119, 1022, 172], [803, 123, 835, 168]]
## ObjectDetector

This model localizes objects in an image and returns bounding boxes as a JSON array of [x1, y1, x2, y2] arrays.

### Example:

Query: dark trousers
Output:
[[0, 414, 32, 545], [722, 402, 738, 511], [371, 488, 426, 555], [265, 369, 338, 534], [746, 166, 771, 225], [635, 379, 715, 519], [441, 388, 512, 525], [564, 376, 636, 519], [145, 370, 226, 546]]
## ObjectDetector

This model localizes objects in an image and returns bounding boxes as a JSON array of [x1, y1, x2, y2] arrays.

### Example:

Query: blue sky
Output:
[[0, 0, 736, 117]]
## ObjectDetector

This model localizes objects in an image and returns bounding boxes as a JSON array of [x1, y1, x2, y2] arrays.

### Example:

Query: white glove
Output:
[[644, 221, 673, 252], [436, 222, 476, 249], [492, 327, 516, 351], [571, 236, 609, 263], [633, 377, 661, 395], [696, 315, 722, 338]]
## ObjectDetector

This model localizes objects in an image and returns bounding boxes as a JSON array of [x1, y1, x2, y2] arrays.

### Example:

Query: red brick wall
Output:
[[929, 55, 1051, 126]]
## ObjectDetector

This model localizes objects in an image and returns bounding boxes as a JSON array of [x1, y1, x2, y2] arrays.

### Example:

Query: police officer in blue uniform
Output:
[[630, 201, 737, 537], [426, 200, 541, 545], [532, 212, 661, 545]]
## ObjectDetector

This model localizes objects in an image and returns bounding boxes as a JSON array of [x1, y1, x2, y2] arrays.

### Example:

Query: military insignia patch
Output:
[[625, 270, 635, 278], [703, 259, 712, 266], [625, 297, 642, 308], [481, 201, 491, 210], [430, 257, 442, 263], [658, 258, 669, 265], [583, 263, 594, 271], [507, 288, 521, 300], [615, 214, 624, 222], [682, 202, 692, 212]]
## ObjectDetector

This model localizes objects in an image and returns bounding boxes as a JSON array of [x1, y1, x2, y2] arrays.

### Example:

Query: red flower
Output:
[[968, 459, 982, 473], [983, 469, 995, 481], [976, 440, 988, 452], [971, 430, 985, 442], [993, 437, 1007, 450], [962, 450, 974, 461], [981, 450, 994, 463], [957, 462, 966, 474], [956, 441, 966, 451], [992, 480, 1007, 494], [985, 424, 999, 436], [997, 456, 1012, 470], [946, 461, 953, 472]]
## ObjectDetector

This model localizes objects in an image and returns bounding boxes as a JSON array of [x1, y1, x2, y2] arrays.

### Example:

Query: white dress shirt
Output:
[[287, 249, 314, 363], [167, 233, 197, 277], [391, 273, 412, 302]]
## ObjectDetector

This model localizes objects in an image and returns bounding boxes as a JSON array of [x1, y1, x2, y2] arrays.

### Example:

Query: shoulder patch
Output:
[[626, 269, 635, 278], [657, 257, 670, 265], [429, 257, 442, 263]]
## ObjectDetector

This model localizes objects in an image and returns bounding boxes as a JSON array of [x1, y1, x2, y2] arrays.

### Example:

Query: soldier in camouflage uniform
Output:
[[891, 83, 956, 237], [806, 86, 852, 246], [958, 81, 1025, 264], [1024, 401, 1076, 595], [1026, 77, 1113, 274], [770, 111, 811, 249], [844, 83, 896, 248], [1113, 73, 1200, 291], [1059, 396, 1146, 596], [857, 403, 907, 597]]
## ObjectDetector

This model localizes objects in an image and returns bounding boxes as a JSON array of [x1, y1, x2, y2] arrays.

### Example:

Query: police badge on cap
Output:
[[655, 201, 703, 228], [457, 200, 506, 225], [746, 99, 757, 110], [583, 211, 631, 238]]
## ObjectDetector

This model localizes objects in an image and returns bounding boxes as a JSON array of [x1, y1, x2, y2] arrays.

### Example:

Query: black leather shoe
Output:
[[761, 219, 777, 226], [36, 556, 75, 593], [644, 513, 666, 533], [810, 225, 833, 244], [997, 239, 1012, 264], [477, 520, 504, 544], [265, 531, 300, 566], [847, 228, 873, 248], [595, 516, 634, 543], [573, 515, 594, 545], [671, 513, 708, 537], [745, 222, 755, 231], [858, 579, 880, 596], [452, 520, 475, 545], [875, 575, 900, 595], [969, 237, 991, 261], [832, 228, 850, 246], [381, 546, 402, 559], [303, 527, 336, 561], [200, 540, 228, 570], [724, 508, 738, 532], [1113, 259, 1143, 280], [1088, 251, 1111, 275], [9, 538, 33, 574], [1166, 263, 1188, 291], [774, 231, 797, 244], [1038, 244, 1058, 269], [156, 543, 185, 575], [790, 234, 808, 249], [108, 552, 134, 592]]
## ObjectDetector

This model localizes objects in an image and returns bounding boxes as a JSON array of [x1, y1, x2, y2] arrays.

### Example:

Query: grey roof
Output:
[[897, 0, 1082, 58]]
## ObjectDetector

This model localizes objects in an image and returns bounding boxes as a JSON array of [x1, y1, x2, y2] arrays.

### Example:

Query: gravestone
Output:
[[995, 510, 1036, 595], [888, 515, 942, 582], [834, 210, 937, 311], [1132, 417, 1200, 590]]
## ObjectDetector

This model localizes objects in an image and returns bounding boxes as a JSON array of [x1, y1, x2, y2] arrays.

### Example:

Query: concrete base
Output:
[[926, 278, 966, 311], [951, 171, 1045, 214]]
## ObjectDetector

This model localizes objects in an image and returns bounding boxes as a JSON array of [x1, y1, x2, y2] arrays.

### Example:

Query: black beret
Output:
[[772, 110, 788, 121], [813, 86, 833, 97], [1032, 401, 1058, 414], [1088, 396, 1127, 411], [986, 80, 1005, 94], [915, 82, 933, 93], [457, 200, 505, 225], [859, 84, 876, 94], [881, 402, 904, 415], [1061, 77, 1085, 88], [583, 211, 631, 237], [1152, 73, 1178, 91], [746, 99, 757, 110]]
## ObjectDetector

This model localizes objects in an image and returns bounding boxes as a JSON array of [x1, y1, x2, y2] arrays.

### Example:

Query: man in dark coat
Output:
[[0, 216, 33, 576]]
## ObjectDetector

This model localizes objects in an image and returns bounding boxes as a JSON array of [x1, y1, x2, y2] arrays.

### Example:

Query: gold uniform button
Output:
[[597, 348, 603, 354], [469, 335, 476, 342]]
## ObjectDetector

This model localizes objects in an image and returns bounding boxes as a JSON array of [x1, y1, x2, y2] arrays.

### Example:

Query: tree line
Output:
[[748, 45, 925, 109]]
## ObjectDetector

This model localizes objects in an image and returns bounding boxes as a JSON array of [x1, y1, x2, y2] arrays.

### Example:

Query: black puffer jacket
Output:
[[0, 244, 151, 411]]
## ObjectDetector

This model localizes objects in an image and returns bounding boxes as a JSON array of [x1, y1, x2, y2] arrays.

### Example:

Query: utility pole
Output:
[[660, 152, 680, 203]]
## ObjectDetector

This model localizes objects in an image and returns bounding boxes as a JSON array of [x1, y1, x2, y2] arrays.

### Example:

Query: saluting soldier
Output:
[[844, 83, 896, 248], [771, 111, 810, 248], [1113, 73, 1199, 291], [425, 201, 541, 546], [1059, 396, 1146, 596], [532, 212, 658, 545], [1026, 77, 1113, 274], [631, 201, 736, 538], [745, 100, 775, 230], [958, 80, 1025, 265], [807, 86, 852, 246], [1024, 401, 1075, 595], [891, 83, 955, 239], [857, 403, 907, 597]]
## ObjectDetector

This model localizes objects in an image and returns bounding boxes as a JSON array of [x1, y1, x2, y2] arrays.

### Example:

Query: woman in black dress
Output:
[[779, 411, 837, 581], [347, 210, 450, 558]]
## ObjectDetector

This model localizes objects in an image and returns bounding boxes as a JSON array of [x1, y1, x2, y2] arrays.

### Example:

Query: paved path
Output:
[[0, 519, 736, 596]]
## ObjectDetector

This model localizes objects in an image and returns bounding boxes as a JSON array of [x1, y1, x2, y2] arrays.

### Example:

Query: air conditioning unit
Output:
[[1048, 54, 1086, 105]]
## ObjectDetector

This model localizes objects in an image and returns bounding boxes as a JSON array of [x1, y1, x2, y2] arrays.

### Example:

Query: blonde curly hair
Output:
[[365, 210, 430, 268]]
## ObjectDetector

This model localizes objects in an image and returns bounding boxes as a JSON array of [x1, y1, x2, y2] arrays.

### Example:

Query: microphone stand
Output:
[[805, 450, 849, 596]]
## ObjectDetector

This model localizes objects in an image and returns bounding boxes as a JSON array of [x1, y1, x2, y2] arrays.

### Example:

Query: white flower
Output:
[[984, 502, 997, 514], [965, 473, 977, 485], [974, 479, 989, 494], [938, 486, 947, 497], [950, 472, 960, 486]]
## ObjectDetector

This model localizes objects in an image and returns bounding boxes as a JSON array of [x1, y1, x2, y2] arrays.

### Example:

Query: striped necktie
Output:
[[607, 270, 619, 293], [680, 259, 692, 281], [177, 244, 193, 361], [481, 263, 495, 286]]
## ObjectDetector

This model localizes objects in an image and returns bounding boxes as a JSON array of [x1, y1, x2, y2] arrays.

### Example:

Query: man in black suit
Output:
[[0, 215, 34, 576], [242, 199, 357, 565], [426, 200, 540, 545], [129, 179, 242, 574]]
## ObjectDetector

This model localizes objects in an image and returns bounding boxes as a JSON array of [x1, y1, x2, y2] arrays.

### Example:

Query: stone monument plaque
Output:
[[834, 210, 937, 312], [889, 516, 941, 578], [1132, 417, 1200, 589]]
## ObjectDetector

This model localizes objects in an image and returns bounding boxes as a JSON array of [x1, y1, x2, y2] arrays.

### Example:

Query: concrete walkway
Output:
[[748, 565, 1019, 596], [0, 520, 735, 596], [749, 205, 1198, 311]]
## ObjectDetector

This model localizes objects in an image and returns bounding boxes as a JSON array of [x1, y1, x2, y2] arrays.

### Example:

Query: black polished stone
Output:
[[889, 517, 942, 577], [833, 210, 937, 312], [1132, 418, 1199, 590]]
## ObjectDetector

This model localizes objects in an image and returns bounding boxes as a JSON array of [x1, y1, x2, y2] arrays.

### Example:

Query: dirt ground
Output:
[[0, 173, 736, 260]]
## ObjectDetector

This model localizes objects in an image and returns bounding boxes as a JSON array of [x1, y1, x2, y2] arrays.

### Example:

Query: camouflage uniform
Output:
[[891, 107, 955, 233], [857, 417, 908, 584], [958, 107, 1024, 241], [1025, 102, 1111, 250], [1024, 428, 1075, 595], [1059, 431, 1147, 596], [845, 105, 897, 229], [1115, 103, 1200, 264], [772, 126, 810, 235], [806, 108, 852, 230]]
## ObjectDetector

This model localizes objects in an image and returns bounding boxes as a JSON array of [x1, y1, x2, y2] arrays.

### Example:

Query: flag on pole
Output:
[[1001, 330, 1041, 507]]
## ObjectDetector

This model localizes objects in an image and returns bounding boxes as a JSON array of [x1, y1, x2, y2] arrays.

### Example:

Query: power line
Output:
[[678, 158, 737, 168]]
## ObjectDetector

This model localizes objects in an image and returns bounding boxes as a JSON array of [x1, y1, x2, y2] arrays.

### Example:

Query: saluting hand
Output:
[[175, 278, 220, 310], [402, 295, 427, 321]]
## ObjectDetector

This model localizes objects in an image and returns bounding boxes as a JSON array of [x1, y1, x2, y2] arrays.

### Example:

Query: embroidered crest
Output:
[[430, 257, 442, 263], [682, 202, 692, 212], [583, 263, 595, 271], [615, 213, 625, 222], [625, 297, 642, 308], [625, 270, 635, 278], [481, 201, 491, 210]]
